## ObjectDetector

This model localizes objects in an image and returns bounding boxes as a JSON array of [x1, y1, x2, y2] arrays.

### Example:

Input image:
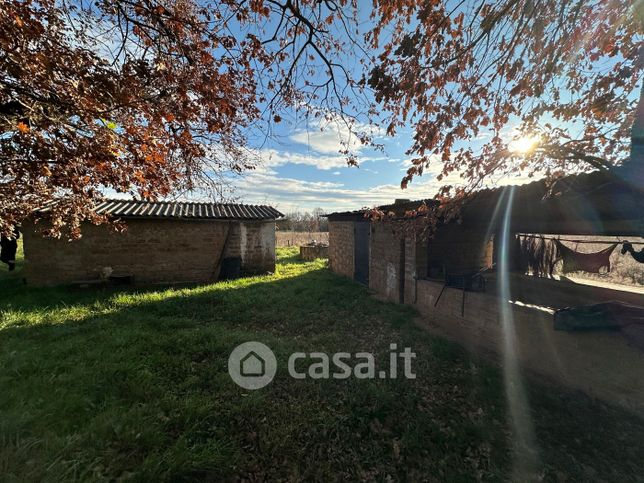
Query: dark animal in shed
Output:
[[621, 241, 644, 264]]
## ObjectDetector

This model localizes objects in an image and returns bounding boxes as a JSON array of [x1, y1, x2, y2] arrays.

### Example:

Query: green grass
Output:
[[1, 246, 644, 481]]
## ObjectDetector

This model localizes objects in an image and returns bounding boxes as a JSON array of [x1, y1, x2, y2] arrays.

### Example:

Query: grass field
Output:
[[276, 231, 329, 247], [1, 247, 644, 481]]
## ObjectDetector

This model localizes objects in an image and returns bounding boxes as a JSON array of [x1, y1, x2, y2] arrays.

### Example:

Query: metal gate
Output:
[[354, 221, 370, 285]]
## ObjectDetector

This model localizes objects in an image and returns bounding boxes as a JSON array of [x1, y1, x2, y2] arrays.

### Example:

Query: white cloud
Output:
[[230, 141, 541, 214], [290, 127, 352, 155], [289, 116, 385, 155], [258, 148, 349, 171], [235, 161, 456, 213]]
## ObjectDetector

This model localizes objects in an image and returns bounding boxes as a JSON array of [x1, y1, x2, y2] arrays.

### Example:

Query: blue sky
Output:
[[226, 0, 639, 215], [227, 1, 540, 214], [234, 118, 419, 213], [87, 1, 636, 214], [232, 112, 534, 214]]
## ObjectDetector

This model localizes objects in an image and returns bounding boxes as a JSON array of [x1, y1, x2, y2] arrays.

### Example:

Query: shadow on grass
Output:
[[0, 264, 439, 481], [273, 251, 304, 264], [0, 247, 321, 314], [1, 257, 644, 481]]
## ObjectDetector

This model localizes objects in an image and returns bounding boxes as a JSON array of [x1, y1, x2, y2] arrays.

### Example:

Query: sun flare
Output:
[[509, 135, 540, 154]]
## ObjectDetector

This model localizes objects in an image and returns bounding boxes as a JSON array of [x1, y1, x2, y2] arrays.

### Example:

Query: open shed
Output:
[[22, 199, 283, 286], [326, 174, 644, 413]]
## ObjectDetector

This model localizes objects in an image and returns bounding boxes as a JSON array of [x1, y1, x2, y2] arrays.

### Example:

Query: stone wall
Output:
[[328, 221, 354, 278], [22, 219, 275, 286]]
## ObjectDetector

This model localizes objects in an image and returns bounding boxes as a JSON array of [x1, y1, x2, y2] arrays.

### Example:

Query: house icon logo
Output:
[[240, 351, 265, 377], [228, 341, 276, 390]]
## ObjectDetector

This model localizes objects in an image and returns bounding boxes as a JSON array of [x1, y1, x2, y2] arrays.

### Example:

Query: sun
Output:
[[509, 134, 540, 154]]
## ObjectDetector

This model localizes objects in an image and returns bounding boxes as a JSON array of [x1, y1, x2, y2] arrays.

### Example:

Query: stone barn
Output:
[[22, 199, 283, 286]]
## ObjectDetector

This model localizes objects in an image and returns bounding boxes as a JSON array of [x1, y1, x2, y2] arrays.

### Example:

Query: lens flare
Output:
[[509, 135, 540, 154], [497, 186, 540, 478]]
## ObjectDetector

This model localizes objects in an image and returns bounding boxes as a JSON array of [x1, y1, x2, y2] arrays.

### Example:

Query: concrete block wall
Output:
[[427, 224, 494, 277], [369, 223, 405, 303], [360, 226, 428, 305], [22, 219, 276, 286], [414, 275, 644, 415], [239, 221, 276, 274], [414, 236, 429, 279], [328, 221, 354, 278], [404, 236, 418, 305], [300, 245, 329, 261], [328, 214, 644, 414]]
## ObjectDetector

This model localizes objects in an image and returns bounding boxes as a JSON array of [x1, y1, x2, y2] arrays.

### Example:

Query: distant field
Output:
[[545, 235, 644, 287], [276, 231, 328, 247]]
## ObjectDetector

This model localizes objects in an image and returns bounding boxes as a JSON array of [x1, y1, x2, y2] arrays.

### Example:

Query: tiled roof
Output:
[[39, 199, 283, 221]]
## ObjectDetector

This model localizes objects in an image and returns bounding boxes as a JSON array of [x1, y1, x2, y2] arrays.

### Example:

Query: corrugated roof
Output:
[[39, 199, 283, 221]]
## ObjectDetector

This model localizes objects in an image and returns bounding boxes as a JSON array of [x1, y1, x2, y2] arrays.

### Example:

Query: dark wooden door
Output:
[[354, 222, 370, 285]]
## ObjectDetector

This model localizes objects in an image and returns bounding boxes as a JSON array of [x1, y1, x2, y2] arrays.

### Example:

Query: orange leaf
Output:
[[17, 122, 29, 133]]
